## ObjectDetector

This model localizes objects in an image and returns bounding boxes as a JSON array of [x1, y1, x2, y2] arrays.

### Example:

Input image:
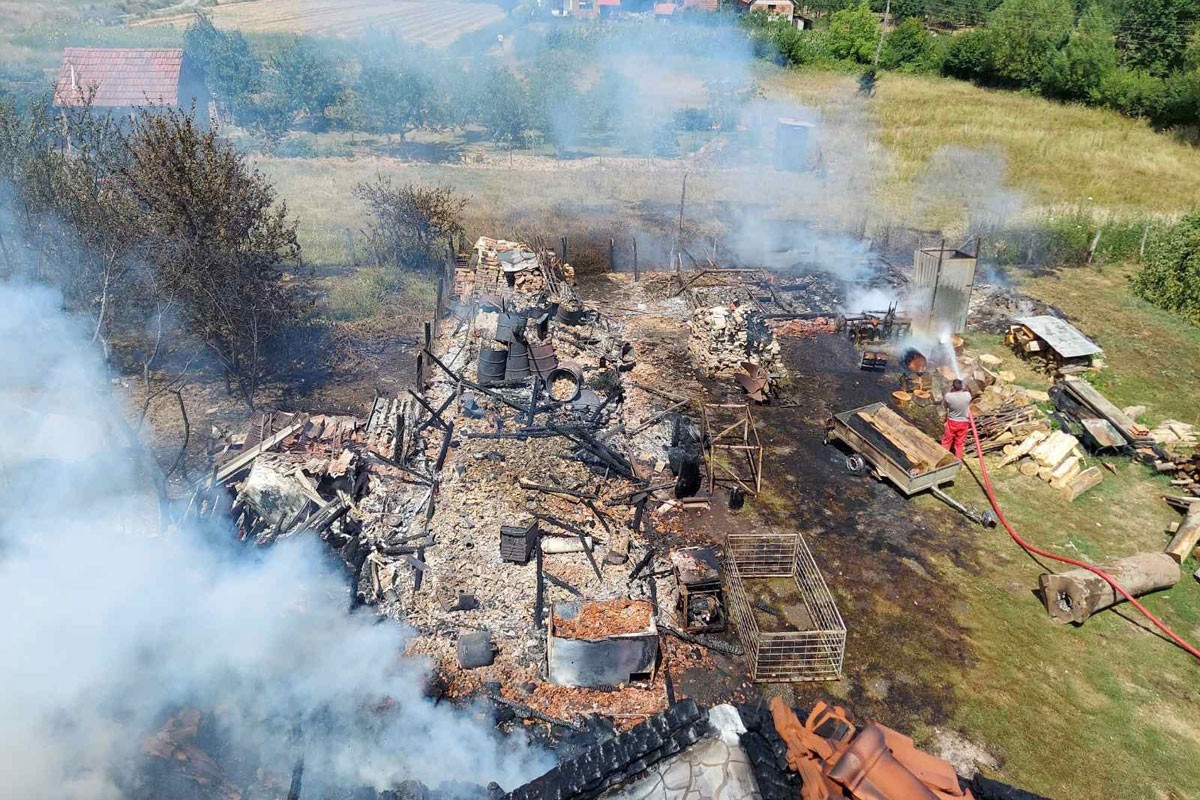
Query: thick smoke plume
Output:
[[0, 279, 549, 798]]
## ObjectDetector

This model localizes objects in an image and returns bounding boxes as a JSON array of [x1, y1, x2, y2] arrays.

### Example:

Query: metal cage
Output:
[[724, 532, 846, 683]]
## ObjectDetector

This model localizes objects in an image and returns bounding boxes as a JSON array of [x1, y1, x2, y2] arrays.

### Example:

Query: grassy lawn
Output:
[[763, 69, 1200, 221]]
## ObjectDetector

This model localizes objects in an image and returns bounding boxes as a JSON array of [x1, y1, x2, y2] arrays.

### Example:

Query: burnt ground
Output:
[[749, 333, 986, 732]]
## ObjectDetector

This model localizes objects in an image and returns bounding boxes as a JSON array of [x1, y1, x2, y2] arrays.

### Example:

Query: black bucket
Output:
[[554, 303, 587, 326], [504, 339, 531, 383], [478, 345, 508, 387]]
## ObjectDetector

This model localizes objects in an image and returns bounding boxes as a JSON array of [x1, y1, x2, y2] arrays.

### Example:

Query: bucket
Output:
[[554, 303, 587, 326], [505, 339, 531, 383], [478, 345, 508, 387], [546, 362, 583, 403]]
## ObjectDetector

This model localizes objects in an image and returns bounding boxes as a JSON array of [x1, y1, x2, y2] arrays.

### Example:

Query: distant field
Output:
[[138, 0, 507, 48]]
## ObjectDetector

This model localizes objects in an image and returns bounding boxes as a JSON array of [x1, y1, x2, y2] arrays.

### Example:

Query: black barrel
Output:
[[504, 338, 531, 383], [495, 312, 527, 343], [478, 345, 508, 387], [528, 343, 559, 377], [554, 303, 587, 326]]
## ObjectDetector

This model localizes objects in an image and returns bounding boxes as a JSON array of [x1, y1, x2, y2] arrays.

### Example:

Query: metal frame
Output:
[[702, 403, 763, 497], [724, 532, 846, 683]]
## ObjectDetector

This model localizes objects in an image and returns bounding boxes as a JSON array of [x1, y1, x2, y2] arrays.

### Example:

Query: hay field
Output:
[[139, 0, 507, 48]]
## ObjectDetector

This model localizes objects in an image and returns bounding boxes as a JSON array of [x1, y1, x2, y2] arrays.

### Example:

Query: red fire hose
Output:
[[967, 411, 1200, 663]]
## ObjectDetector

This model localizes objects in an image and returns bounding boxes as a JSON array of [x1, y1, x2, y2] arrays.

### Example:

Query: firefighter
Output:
[[940, 379, 973, 459]]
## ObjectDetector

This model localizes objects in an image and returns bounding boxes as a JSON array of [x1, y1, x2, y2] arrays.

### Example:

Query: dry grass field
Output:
[[139, 0, 507, 48]]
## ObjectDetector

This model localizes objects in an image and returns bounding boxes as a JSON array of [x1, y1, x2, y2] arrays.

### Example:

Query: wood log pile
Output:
[[998, 429, 1104, 501]]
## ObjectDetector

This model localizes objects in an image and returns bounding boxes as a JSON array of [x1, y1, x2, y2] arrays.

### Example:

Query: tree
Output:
[[121, 109, 302, 406], [354, 177, 466, 273], [337, 48, 443, 140], [828, 2, 883, 63], [1115, 0, 1199, 77], [478, 68, 534, 146], [263, 38, 342, 131], [1132, 213, 1200, 325], [1041, 4, 1119, 101], [184, 14, 262, 119], [880, 18, 936, 71], [989, 0, 1074, 86]]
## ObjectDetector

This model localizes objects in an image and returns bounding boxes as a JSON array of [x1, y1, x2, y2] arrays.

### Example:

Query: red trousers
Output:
[[941, 419, 970, 459]]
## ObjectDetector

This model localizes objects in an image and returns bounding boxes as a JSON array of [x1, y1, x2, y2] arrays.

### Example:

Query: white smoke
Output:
[[0, 281, 549, 799]]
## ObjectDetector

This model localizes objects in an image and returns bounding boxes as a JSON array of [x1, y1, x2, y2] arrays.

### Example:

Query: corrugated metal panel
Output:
[[1014, 316, 1102, 359], [912, 248, 977, 333], [54, 47, 184, 108]]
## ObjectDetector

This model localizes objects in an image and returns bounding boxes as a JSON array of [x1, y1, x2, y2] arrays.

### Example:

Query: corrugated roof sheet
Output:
[[1014, 315, 1103, 359], [54, 47, 184, 108]]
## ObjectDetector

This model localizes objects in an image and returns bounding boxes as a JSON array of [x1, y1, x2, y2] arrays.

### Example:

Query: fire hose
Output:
[[967, 411, 1200, 663]]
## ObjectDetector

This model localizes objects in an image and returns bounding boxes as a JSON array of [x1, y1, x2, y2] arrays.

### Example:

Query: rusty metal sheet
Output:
[[1080, 417, 1126, 449]]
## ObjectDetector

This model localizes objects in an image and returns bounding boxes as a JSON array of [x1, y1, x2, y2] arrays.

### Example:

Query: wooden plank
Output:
[[858, 405, 954, 472], [1165, 509, 1200, 563], [1062, 377, 1153, 444], [213, 420, 305, 484]]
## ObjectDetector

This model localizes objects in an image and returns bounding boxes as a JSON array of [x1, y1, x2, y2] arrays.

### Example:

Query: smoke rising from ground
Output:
[[0, 279, 549, 798]]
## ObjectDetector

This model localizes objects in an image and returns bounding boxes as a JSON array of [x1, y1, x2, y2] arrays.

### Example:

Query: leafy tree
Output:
[[1132, 212, 1200, 325], [1115, 0, 1199, 77], [828, 2, 883, 63], [354, 56, 436, 138], [184, 14, 262, 118], [354, 177, 466, 273], [1041, 4, 1119, 101], [989, 0, 1074, 85], [478, 68, 534, 146], [121, 109, 302, 406], [942, 28, 997, 80], [880, 17, 936, 70], [263, 38, 343, 131]]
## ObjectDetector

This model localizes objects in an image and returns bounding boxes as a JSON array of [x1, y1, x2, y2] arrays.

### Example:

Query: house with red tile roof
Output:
[[53, 47, 210, 113]]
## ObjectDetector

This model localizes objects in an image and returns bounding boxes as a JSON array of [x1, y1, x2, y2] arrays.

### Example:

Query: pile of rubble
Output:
[[688, 304, 784, 379], [966, 283, 1061, 334]]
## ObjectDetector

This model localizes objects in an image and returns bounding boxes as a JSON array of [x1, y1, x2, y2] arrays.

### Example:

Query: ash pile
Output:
[[967, 284, 1063, 334]]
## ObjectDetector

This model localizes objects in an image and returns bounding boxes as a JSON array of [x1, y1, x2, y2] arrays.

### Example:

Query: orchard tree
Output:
[[184, 14, 261, 118]]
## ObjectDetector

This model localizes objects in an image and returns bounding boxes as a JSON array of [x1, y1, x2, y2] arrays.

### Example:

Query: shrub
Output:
[[880, 18, 935, 72], [828, 2, 881, 64], [1098, 68, 1169, 118], [326, 268, 392, 322], [942, 29, 996, 82], [1132, 213, 1200, 326]]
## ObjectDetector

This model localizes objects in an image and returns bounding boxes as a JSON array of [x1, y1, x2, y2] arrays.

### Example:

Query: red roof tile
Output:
[[54, 47, 185, 108]]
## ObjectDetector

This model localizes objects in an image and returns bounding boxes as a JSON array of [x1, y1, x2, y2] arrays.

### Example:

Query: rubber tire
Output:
[[845, 454, 867, 475]]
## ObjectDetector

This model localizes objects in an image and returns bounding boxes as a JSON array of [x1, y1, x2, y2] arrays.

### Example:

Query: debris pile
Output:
[[966, 283, 1060, 334], [688, 304, 784, 379]]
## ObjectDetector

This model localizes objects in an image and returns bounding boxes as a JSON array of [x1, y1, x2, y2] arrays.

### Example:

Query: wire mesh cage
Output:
[[724, 532, 846, 683]]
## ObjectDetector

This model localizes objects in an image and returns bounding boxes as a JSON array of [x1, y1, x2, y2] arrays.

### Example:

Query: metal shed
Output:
[[912, 245, 978, 334]]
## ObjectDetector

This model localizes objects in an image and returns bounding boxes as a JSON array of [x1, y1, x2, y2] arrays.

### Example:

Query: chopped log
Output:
[[1062, 466, 1103, 501], [1168, 521, 1181, 534], [1031, 430, 1079, 469], [539, 536, 594, 554], [1018, 460, 1040, 477], [1163, 494, 1200, 513], [998, 430, 1047, 468], [1039, 552, 1180, 624], [1164, 509, 1200, 563]]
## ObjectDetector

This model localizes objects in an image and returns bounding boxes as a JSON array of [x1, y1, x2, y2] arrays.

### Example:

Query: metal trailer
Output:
[[824, 402, 996, 527]]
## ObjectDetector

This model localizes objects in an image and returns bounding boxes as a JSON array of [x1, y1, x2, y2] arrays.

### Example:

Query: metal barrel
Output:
[[554, 303, 587, 326], [545, 361, 583, 403], [528, 343, 559, 377], [478, 345, 508, 386], [495, 311, 527, 343], [504, 338, 531, 382]]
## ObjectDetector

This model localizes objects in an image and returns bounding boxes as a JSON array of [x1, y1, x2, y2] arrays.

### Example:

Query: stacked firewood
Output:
[[997, 429, 1104, 501]]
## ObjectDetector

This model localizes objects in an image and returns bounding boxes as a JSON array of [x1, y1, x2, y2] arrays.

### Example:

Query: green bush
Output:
[[1098, 68, 1169, 118], [1132, 213, 1200, 326], [942, 29, 996, 81], [880, 18, 935, 72], [828, 2, 881, 64]]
